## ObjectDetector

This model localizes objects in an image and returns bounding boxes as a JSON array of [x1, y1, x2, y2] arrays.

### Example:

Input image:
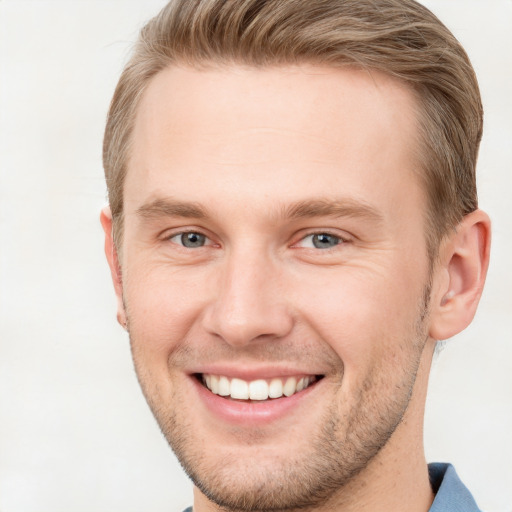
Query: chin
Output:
[[155, 395, 404, 511]]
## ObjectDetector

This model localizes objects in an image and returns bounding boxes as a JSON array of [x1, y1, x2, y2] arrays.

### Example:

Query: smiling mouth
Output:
[[198, 374, 323, 401]]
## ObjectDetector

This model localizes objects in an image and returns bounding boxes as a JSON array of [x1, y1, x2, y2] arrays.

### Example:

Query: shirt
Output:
[[429, 462, 482, 512], [182, 462, 481, 512]]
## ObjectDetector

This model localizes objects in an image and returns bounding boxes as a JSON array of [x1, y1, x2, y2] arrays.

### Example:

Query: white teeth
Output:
[[218, 376, 230, 396], [268, 378, 283, 398], [283, 377, 297, 397], [202, 374, 316, 400], [249, 379, 269, 400], [230, 378, 249, 399], [210, 375, 219, 394]]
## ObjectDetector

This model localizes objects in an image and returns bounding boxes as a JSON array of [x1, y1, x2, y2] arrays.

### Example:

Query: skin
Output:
[[102, 64, 491, 512]]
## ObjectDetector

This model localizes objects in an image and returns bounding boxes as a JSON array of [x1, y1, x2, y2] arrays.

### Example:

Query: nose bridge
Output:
[[204, 242, 292, 346]]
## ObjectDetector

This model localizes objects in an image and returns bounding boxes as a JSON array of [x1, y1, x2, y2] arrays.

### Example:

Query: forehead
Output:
[[126, 64, 423, 223]]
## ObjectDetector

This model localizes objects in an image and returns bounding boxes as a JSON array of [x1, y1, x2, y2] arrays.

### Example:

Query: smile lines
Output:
[[201, 374, 319, 401]]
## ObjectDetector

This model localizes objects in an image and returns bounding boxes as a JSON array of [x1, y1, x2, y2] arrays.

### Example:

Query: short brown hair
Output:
[[103, 0, 482, 256]]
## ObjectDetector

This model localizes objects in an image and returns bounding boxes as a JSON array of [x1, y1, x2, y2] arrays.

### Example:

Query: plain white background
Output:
[[0, 1, 510, 511]]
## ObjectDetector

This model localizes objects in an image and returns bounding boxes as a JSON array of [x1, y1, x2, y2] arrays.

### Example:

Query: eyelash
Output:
[[167, 231, 215, 248], [166, 230, 349, 251], [294, 232, 348, 250]]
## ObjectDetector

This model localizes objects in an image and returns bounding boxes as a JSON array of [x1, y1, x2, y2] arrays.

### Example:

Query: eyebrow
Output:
[[284, 199, 383, 223], [135, 196, 383, 224], [136, 198, 208, 219]]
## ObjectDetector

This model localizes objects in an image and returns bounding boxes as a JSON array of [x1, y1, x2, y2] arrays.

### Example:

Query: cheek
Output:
[[293, 267, 426, 376], [122, 262, 210, 357]]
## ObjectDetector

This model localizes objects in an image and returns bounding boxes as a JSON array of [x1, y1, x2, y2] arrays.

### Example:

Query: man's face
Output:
[[116, 65, 436, 509]]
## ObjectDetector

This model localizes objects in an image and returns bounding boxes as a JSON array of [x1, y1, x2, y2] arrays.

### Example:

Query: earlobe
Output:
[[100, 206, 127, 330], [429, 209, 491, 341]]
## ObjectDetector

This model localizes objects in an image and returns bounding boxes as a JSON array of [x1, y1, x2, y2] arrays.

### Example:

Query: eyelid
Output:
[[163, 228, 216, 247], [160, 227, 351, 249], [172, 232, 207, 246], [293, 230, 351, 248]]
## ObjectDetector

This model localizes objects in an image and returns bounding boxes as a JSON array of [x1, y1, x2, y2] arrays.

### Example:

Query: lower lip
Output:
[[191, 376, 320, 426]]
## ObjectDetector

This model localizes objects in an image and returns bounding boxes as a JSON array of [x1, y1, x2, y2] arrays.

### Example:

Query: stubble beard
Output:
[[128, 286, 431, 512]]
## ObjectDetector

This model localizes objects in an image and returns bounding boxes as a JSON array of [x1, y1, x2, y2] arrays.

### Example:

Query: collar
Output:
[[428, 463, 482, 512]]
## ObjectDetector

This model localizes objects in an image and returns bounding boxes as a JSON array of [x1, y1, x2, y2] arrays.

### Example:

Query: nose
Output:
[[202, 247, 294, 347]]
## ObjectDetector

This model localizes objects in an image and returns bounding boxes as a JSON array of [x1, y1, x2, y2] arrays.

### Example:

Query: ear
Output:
[[429, 209, 491, 340], [100, 206, 127, 330]]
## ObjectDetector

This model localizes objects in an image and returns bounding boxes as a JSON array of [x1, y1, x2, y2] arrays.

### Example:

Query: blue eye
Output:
[[300, 233, 343, 249], [171, 232, 207, 248]]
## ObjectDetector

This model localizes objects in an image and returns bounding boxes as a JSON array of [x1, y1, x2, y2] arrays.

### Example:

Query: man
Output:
[[100, 1, 491, 511]]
